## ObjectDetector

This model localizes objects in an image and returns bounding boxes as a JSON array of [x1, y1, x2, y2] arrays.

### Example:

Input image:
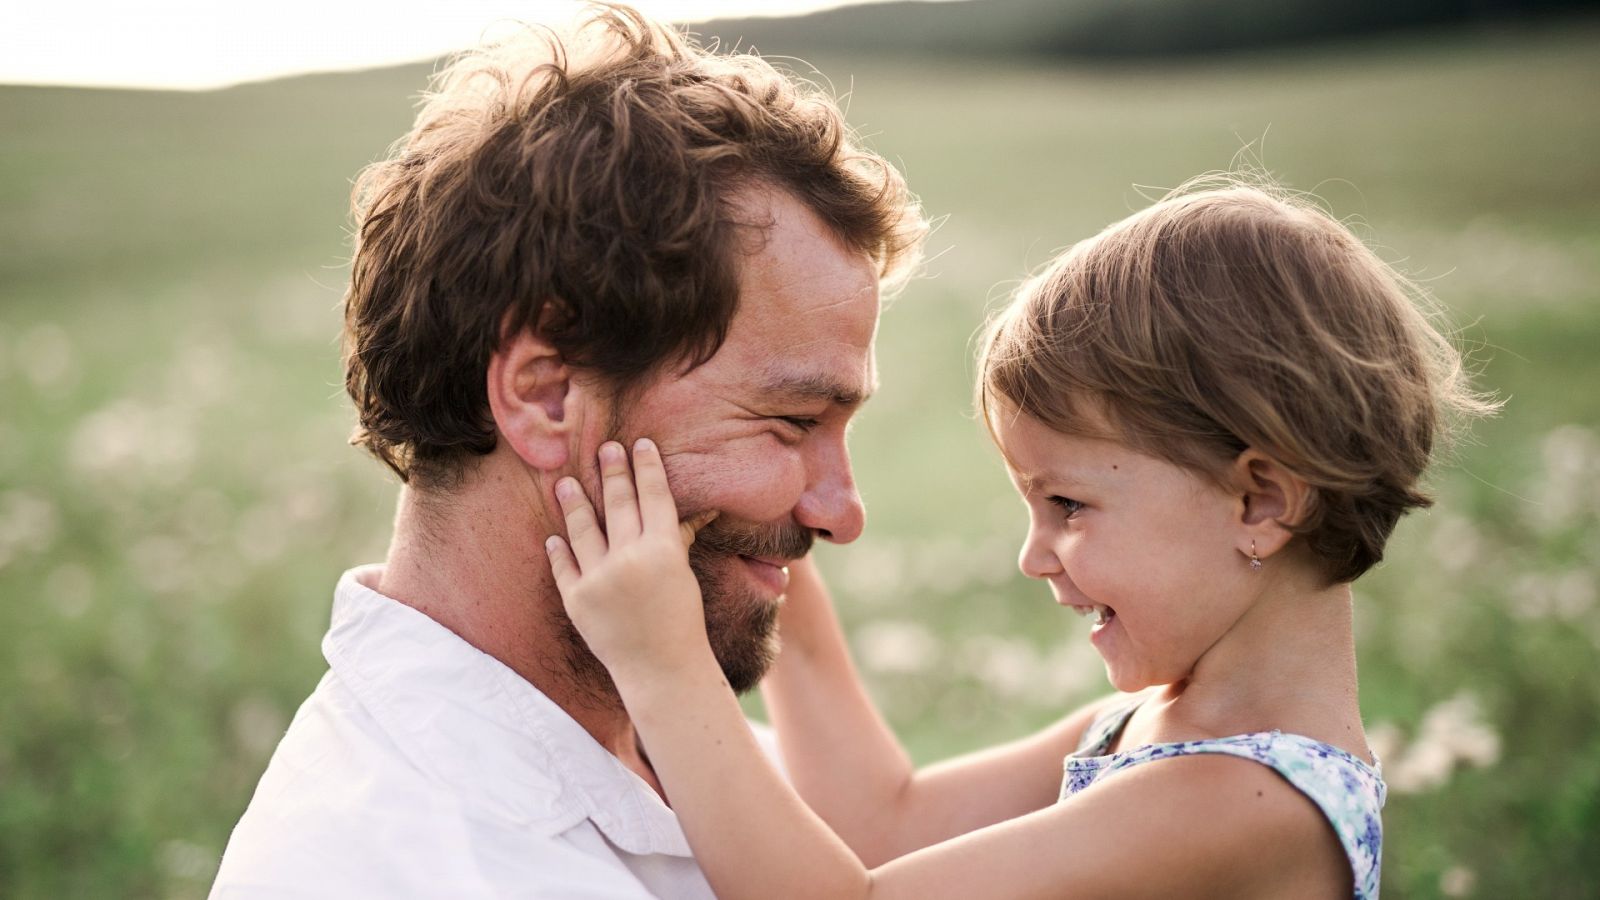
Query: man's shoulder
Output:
[[211, 671, 643, 897], [211, 788, 650, 899], [225, 666, 573, 823]]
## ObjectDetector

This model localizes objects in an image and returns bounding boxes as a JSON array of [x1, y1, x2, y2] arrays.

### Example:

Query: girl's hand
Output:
[[545, 438, 717, 686]]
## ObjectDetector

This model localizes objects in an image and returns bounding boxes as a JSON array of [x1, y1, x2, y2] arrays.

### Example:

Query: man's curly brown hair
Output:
[[343, 3, 925, 487]]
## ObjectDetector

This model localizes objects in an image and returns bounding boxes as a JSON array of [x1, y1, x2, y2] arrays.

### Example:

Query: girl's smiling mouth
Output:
[[1066, 603, 1115, 627]]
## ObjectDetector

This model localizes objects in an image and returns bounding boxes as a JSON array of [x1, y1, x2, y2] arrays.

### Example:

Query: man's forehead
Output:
[[731, 188, 882, 318]]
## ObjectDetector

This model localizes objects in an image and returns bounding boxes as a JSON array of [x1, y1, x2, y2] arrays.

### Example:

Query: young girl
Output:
[[545, 181, 1490, 899]]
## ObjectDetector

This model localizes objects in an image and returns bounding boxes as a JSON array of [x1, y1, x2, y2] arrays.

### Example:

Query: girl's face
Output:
[[997, 411, 1253, 693]]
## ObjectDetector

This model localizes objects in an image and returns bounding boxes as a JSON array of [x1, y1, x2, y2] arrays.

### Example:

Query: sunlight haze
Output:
[[2, 0, 940, 91]]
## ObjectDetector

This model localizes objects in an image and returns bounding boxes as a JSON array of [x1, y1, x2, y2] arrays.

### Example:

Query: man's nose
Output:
[[794, 441, 865, 545]]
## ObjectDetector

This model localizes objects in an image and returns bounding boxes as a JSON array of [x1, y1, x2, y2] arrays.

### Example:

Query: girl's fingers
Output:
[[554, 476, 607, 569], [631, 438, 682, 535], [679, 509, 719, 549], [597, 442, 642, 544], [545, 535, 580, 595]]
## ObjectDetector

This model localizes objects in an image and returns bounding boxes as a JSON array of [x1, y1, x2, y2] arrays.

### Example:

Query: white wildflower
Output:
[[1365, 721, 1402, 767], [1508, 570, 1597, 623], [1383, 692, 1501, 794], [68, 399, 196, 484], [835, 541, 907, 604], [231, 695, 290, 758], [853, 619, 940, 675], [1528, 426, 1600, 534], [158, 839, 214, 881], [1426, 513, 1482, 575], [0, 489, 61, 570], [961, 634, 1040, 700], [1037, 638, 1106, 700], [1440, 864, 1477, 897]]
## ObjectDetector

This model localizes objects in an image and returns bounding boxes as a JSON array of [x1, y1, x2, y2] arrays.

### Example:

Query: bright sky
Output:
[[1, 0, 927, 91]]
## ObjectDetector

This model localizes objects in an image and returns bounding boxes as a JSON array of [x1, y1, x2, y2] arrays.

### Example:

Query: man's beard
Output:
[[554, 516, 814, 703], [687, 517, 814, 692]]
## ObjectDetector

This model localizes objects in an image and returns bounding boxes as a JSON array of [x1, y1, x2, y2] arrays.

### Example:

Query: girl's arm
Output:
[[764, 557, 1121, 865], [547, 441, 1339, 900], [547, 440, 868, 896]]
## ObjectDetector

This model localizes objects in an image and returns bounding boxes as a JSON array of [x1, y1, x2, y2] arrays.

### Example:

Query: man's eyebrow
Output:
[[759, 370, 876, 407]]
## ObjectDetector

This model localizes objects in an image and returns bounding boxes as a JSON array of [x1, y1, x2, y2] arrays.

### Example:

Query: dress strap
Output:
[[1070, 694, 1145, 757]]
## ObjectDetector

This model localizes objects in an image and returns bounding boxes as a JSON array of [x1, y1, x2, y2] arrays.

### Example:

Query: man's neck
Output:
[[375, 465, 665, 798]]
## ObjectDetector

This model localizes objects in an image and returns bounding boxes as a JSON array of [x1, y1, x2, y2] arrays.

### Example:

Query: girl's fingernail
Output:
[[599, 442, 622, 463], [544, 536, 561, 552], [555, 478, 574, 500], [634, 437, 655, 453]]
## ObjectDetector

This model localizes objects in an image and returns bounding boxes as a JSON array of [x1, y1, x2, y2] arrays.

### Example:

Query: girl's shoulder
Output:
[[1062, 730, 1385, 899], [1068, 690, 1150, 757]]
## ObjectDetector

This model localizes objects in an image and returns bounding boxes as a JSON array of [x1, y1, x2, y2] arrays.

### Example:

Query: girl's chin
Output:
[[1104, 669, 1148, 694]]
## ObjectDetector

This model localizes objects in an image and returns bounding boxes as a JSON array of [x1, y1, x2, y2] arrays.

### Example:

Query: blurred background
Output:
[[2, 0, 1597, 896]]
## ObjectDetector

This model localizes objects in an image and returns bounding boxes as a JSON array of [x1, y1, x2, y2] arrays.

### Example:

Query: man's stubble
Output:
[[549, 516, 812, 705]]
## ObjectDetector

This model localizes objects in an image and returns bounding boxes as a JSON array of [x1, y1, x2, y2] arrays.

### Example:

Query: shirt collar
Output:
[[323, 565, 694, 857]]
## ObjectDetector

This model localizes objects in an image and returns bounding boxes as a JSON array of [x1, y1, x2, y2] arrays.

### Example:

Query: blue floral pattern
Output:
[[1061, 698, 1386, 899]]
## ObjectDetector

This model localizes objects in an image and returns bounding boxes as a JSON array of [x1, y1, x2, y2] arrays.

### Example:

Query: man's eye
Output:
[[1047, 496, 1084, 517], [777, 416, 821, 432]]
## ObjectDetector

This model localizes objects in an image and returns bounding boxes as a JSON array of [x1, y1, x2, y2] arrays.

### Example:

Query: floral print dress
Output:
[[1059, 697, 1386, 899]]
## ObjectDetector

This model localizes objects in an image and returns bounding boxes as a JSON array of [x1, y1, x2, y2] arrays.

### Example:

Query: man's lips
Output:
[[737, 555, 792, 594]]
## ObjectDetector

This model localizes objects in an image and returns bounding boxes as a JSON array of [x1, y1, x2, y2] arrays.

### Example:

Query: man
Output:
[[211, 4, 924, 897]]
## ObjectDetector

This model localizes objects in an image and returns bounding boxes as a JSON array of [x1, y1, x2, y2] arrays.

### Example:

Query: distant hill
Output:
[[694, 0, 1596, 59]]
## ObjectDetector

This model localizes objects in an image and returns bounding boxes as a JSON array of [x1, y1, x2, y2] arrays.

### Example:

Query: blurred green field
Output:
[[3, 18, 1598, 898]]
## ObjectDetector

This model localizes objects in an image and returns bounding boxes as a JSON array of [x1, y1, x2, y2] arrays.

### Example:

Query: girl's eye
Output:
[[1047, 495, 1084, 517]]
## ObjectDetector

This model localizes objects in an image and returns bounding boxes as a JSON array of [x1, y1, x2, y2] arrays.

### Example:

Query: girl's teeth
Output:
[[1071, 604, 1114, 625]]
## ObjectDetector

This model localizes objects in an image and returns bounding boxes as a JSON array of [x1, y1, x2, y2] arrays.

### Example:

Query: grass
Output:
[[2, 17, 1597, 898]]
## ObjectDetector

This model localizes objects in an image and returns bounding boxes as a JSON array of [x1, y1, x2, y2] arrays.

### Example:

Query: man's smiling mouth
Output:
[[737, 556, 792, 595]]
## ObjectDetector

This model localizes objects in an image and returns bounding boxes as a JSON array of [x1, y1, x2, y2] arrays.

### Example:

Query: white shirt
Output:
[[213, 565, 778, 899]]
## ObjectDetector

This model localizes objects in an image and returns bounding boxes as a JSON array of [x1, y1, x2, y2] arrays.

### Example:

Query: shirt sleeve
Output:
[[211, 756, 663, 899]]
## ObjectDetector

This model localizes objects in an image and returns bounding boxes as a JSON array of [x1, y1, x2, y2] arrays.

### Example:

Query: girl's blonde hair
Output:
[[979, 177, 1495, 583]]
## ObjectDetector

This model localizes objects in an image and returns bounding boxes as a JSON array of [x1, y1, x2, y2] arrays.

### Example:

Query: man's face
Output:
[[611, 187, 880, 692]]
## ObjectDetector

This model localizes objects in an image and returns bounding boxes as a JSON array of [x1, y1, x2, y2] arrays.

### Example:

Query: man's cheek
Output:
[[659, 436, 807, 517], [654, 451, 718, 516]]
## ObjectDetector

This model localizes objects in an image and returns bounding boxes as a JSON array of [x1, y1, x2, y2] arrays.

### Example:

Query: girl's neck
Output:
[[1143, 570, 1367, 760]]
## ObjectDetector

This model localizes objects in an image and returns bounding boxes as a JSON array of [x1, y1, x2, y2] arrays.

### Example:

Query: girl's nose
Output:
[[1017, 531, 1062, 580]]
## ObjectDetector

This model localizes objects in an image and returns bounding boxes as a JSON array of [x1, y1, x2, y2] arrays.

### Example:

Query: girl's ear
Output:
[[486, 325, 576, 472], [1230, 449, 1313, 559]]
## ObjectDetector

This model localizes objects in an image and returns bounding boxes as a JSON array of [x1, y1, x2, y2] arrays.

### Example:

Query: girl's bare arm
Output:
[[547, 442, 1342, 900], [763, 557, 1120, 864]]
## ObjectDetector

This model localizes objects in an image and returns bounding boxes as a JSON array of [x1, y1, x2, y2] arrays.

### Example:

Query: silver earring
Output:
[[1249, 540, 1262, 572]]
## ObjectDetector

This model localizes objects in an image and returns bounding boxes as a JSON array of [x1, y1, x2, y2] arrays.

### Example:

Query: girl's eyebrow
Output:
[[1017, 465, 1097, 495]]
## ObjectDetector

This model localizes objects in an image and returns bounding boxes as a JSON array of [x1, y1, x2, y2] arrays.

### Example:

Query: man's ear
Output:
[[1230, 449, 1313, 560], [486, 325, 575, 472]]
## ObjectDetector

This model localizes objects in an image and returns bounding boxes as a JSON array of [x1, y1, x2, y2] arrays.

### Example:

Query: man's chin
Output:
[[693, 552, 782, 694]]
